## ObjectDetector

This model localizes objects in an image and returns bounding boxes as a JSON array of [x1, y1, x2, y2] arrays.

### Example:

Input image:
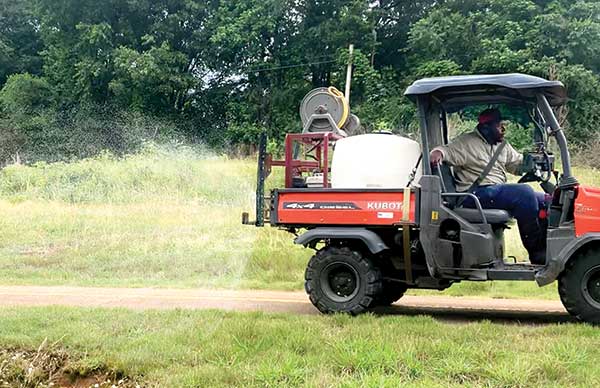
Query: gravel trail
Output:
[[0, 286, 571, 323]]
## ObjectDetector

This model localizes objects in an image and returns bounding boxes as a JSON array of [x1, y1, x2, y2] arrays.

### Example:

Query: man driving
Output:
[[430, 108, 548, 265]]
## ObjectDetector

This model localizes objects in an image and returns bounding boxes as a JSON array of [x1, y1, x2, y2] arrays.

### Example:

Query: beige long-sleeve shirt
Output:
[[432, 130, 523, 192]]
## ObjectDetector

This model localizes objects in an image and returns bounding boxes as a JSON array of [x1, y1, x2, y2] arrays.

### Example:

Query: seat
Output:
[[432, 163, 512, 225], [453, 207, 511, 224]]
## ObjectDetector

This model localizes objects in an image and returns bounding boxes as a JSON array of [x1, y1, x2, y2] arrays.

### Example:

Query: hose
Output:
[[327, 86, 350, 128]]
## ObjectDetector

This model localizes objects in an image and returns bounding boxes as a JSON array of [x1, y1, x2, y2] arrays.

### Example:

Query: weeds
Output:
[[0, 338, 141, 388], [0, 307, 598, 387]]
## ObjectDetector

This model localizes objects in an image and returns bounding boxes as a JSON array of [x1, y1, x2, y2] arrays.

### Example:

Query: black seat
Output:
[[453, 207, 511, 224], [432, 163, 512, 225], [434, 163, 459, 206]]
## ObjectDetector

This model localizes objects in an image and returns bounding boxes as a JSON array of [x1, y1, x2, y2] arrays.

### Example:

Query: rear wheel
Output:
[[305, 246, 382, 315], [558, 248, 600, 324]]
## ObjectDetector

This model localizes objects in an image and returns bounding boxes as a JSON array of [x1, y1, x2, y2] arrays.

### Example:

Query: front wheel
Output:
[[559, 248, 600, 324], [304, 246, 382, 315]]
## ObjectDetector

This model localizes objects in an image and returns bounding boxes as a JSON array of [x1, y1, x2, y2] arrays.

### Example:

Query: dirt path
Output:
[[0, 285, 571, 323]]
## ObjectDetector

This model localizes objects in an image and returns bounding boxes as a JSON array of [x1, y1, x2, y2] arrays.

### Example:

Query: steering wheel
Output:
[[518, 150, 555, 193]]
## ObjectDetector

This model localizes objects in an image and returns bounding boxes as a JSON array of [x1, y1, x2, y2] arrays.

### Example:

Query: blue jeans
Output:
[[463, 184, 549, 263]]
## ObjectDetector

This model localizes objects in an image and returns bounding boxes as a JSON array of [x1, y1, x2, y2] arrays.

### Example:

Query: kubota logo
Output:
[[575, 203, 594, 214], [367, 202, 403, 210]]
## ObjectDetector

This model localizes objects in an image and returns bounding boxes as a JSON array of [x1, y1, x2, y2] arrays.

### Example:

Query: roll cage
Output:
[[404, 73, 577, 189]]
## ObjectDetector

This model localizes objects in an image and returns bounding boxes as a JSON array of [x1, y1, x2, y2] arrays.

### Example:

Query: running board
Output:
[[487, 269, 536, 281], [438, 265, 541, 281]]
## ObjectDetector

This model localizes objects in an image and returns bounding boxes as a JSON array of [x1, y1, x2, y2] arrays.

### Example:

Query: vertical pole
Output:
[[537, 94, 577, 186], [316, 139, 322, 170], [255, 132, 267, 226], [323, 134, 329, 188], [345, 44, 354, 104], [403, 225, 412, 283], [441, 110, 449, 145], [402, 188, 413, 283], [418, 97, 432, 175], [285, 135, 293, 188]]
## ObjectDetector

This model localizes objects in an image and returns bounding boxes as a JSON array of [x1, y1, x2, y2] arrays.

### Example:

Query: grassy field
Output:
[[0, 144, 598, 298], [0, 145, 308, 291], [1, 306, 599, 387]]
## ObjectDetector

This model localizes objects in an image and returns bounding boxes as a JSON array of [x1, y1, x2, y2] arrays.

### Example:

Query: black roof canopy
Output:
[[404, 73, 567, 109]]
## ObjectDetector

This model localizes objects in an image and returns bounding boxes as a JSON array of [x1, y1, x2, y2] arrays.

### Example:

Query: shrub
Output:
[[573, 139, 600, 169], [0, 73, 54, 115]]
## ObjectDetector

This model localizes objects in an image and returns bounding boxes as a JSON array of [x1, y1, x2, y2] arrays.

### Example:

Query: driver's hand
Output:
[[518, 153, 535, 176], [430, 149, 444, 166]]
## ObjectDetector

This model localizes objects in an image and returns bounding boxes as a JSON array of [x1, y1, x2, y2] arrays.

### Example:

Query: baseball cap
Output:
[[478, 108, 502, 125]]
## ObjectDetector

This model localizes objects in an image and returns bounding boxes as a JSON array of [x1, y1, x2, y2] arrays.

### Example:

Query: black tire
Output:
[[304, 246, 382, 315], [558, 248, 600, 324], [376, 281, 408, 306]]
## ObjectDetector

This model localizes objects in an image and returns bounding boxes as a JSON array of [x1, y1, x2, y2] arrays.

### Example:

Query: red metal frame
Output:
[[263, 131, 420, 227], [268, 132, 343, 188]]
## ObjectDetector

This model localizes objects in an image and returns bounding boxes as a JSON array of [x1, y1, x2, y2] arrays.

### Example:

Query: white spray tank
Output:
[[331, 133, 422, 188]]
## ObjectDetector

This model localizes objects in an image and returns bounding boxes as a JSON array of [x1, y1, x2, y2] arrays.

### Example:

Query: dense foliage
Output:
[[1, 0, 600, 161]]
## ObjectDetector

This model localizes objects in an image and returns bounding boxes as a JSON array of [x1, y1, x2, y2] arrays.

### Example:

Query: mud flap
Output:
[[294, 227, 389, 254]]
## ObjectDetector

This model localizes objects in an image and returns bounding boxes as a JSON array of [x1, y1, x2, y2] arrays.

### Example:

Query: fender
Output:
[[536, 232, 600, 286], [294, 227, 389, 254]]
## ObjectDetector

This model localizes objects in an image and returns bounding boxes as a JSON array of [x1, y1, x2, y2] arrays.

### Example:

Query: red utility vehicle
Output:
[[244, 75, 600, 323]]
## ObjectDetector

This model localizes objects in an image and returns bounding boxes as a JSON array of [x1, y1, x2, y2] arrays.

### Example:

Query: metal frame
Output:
[[441, 193, 488, 224], [256, 132, 268, 226], [268, 132, 343, 188]]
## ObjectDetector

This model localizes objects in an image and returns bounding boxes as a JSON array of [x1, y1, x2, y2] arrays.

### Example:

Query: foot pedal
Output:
[[472, 260, 495, 269]]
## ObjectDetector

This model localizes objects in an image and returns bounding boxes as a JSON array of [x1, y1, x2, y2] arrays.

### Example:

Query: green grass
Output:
[[1, 306, 599, 387], [0, 145, 599, 298]]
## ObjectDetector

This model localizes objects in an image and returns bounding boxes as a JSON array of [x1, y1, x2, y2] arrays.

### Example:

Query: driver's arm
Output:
[[505, 143, 524, 175], [431, 136, 469, 167]]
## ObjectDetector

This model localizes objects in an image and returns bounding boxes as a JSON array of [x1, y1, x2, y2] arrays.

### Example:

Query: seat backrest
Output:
[[432, 163, 458, 207]]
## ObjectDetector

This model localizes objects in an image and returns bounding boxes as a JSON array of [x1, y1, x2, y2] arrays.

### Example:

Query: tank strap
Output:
[[402, 187, 411, 222]]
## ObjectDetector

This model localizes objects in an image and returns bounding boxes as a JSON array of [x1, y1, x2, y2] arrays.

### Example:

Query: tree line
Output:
[[1, 0, 600, 162]]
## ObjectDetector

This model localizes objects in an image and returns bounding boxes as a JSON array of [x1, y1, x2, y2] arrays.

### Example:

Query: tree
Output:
[[1, 0, 599, 157], [406, 0, 600, 144], [111, 43, 195, 112], [0, 0, 43, 85]]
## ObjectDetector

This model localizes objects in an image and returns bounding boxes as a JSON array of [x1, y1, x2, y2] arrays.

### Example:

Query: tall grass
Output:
[[0, 143, 309, 290], [0, 142, 254, 205]]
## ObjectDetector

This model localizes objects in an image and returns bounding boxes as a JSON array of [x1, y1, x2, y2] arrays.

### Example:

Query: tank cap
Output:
[[372, 130, 393, 135]]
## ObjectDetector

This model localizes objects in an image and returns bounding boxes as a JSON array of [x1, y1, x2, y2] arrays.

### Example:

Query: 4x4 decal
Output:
[[283, 202, 361, 210]]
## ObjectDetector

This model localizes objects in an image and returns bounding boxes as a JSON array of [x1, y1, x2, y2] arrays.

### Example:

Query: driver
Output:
[[430, 108, 549, 265]]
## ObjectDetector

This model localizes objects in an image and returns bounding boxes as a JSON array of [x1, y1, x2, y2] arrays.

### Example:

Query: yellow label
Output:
[[431, 211, 439, 221]]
